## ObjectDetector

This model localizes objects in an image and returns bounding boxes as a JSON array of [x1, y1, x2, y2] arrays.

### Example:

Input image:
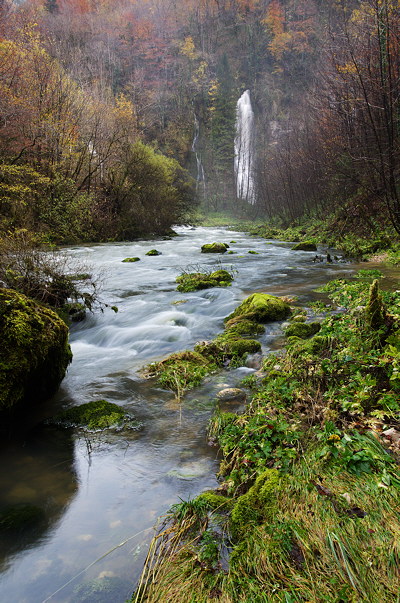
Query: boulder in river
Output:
[[176, 269, 233, 292], [225, 293, 291, 324], [201, 242, 229, 253], [146, 249, 162, 256], [122, 257, 141, 262], [0, 288, 72, 411]]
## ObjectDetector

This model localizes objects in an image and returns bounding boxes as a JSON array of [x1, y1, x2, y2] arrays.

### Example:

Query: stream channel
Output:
[[0, 226, 360, 602]]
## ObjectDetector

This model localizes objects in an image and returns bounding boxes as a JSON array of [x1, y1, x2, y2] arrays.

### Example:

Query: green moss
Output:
[[224, 318, 265, 336], [195, 491, 233, 511], [201, 242, 228, 253], [215, 335, 261, 357], [145, 249, 162, 256], [230, 469, 281, 541], [50, 399, 139, 431], [145, 351, 217, 396], [284, 321, 321, 339], [287, 334, 331, 357], [226, 293, 291, 324], [291, 314, 306, 323], [0, 288, 72, 410], [291, 241, 317, 251], [176, 269, 233, 292], [122, 257, 141, 262]]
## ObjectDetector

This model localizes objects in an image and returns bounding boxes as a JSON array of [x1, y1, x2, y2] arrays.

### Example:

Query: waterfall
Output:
[[192, 115, 206, 194], [234, 90, 256, 204]]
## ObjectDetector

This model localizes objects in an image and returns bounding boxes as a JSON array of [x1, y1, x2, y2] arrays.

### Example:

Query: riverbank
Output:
[[134, 269, 400, 602], [197, 212, 400, 265]]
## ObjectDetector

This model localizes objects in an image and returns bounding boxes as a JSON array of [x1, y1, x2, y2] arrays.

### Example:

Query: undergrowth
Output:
[[134, 272, 400, 602]]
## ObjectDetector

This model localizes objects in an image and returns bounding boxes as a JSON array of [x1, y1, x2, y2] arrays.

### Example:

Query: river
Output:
[[0, 226, 357, 602]]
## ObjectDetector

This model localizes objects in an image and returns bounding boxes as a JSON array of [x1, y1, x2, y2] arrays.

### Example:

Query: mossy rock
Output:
[[0, 288, 72, 411], [230, 469, 281, 541], [284, 321, 321, 339], [122, 257, 140, 262], [146, 249, 162, 256], [216, 335, 261, 357], [201, 242, 228, 253], [176, 269, 233, 293], [291, 241, 317, 251], [225, 293, 291, 324], [224, 318, 265, 336], [0, 503, 45, 532], [291, 315, 306, 323], [49, 399, 140, 431], [248, 250, 259, 254]]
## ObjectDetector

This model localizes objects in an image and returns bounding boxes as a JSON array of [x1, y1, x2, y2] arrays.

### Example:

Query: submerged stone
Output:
[[216, 388, 246, 402], [226, 293, 291, 324], [201, 242, 228, 253], [0, 503, 45, 532], [49, 399, 140, 431], [0, 288, 72, 411]]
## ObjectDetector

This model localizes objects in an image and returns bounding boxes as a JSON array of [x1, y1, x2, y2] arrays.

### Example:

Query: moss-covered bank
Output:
[[0, 288, 72, 410], [134, 272, 400, 603]]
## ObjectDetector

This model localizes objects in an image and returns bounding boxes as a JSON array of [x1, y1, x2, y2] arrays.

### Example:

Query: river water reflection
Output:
[[0, 227, 359, 602]]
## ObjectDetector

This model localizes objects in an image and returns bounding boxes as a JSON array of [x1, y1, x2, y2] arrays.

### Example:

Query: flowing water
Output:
[[0, 227, 359, 602], [235, 90, 256, 204]]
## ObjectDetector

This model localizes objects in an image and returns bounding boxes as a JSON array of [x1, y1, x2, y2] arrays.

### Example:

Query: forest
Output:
[[0, 2, 399, 602], [0, 0, 399, 248]]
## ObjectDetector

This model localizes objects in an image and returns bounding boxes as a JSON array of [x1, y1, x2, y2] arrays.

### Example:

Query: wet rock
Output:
[[122, 257, 140, 262], [292, 241, 317, 251], [216, 388, 246, 402], [176, 269, 233, 292], [201, 242, 228, 253], [0, 288, 72, 411], [225, 293, 291, 324], [146, 249, 162, 256]]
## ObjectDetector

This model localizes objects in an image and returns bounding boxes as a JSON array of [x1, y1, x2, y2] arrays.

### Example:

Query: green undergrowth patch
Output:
[[134, 273, 400, 602], [249, 220, 400, 261]]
